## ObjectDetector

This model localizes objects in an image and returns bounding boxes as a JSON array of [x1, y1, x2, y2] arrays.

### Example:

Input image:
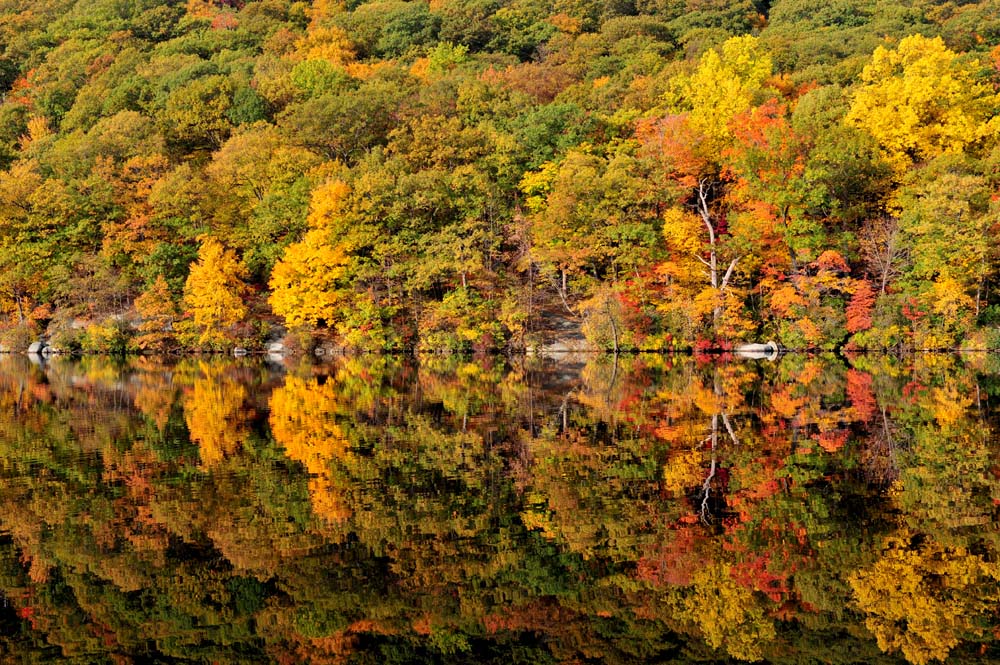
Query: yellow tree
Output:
[[181, 361, 249, 468], [682, 563, 776, 662], [268, 179, 353, 328], [133, 275, 179, 352], [269, 232, 349, 328], [850, 530, 1000, 665], [665, 35, 773, 155], [845, 35, 1000, 173], [182, 237, 249, 347]]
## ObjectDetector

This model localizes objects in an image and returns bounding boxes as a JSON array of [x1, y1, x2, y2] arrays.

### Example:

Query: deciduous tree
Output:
[[182, 237, 249, 347]]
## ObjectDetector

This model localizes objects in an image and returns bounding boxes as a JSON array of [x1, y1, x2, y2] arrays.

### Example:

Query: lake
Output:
[[0, 352, 998, 664]]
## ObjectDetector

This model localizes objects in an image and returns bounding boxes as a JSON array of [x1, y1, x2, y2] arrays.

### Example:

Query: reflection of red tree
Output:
[[636, 528, 705, 586], [847, 369, 877, 422], [725, 517, 809, 604]]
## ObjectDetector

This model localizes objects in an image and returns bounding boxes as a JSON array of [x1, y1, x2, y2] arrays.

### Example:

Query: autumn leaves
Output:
[[634, 34, 1000, 350]]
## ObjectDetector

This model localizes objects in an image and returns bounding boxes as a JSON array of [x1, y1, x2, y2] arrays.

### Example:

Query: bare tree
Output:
[[691, 179, 739, 326], [859, 215, 908, 295]]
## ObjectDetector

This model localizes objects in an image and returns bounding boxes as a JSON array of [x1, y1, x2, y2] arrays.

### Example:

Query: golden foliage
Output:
[[662, 448, 704, 496], [293, 26, 355, 67], [183, 362, 248, 467], [268, 230, 348, 328], [662, 207, 705, 259], [306, 180, 353, 229], [182, 237, 249, 346], [684, 563, 776, 661], [850, 531, 1000, 665], [846, 35, 1000, 172], [668, 36, 772, 150], [270, 375, 353, 523]]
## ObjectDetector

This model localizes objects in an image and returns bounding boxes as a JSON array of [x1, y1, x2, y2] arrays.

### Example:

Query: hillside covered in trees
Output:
[[0, 0, 998, 352]]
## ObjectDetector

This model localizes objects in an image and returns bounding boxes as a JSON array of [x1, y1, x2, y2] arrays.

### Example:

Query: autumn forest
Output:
[[0, 0, 998, 352]]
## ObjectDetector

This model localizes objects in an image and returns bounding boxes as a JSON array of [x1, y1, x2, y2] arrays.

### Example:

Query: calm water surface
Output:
[[0, 352, 998, 664]]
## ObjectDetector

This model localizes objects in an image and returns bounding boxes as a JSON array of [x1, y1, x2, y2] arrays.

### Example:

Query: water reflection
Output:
[[0, 353, 997, 663]]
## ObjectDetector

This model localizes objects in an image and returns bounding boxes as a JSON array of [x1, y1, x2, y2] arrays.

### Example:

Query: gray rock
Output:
[[27, 341, 44, 355], [267, 342, 284, 354], [233, 347, 248, 357]]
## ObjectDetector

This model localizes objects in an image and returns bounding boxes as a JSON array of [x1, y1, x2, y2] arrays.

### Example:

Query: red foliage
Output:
[[635, 114, 708, 190], [728, 99, 789, 153], [635, 528, 704, 587], [693, 337, 733, 363], [817, 430, 848, 452], [846, 369, 877, 422], [8, 70, 35, 107], [729, 554, 792, 603], [845, 280, 876, 333], [725, 98, 805, 192], [211, 12, 239, 29], [902, 297, 927, 323], [902, 380, 927, 403], [815, 250, 849, 274]]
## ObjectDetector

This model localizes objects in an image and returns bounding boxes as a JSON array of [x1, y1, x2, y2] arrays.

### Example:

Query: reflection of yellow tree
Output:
[[850, 530, 1000, 665], [183, 362, 248, 467], [661, 447, 704, 497], [894, 370, 998, 537], [132, 358, 177, 431], [683, 563, 776, 661], [270, 375, 353, 523]]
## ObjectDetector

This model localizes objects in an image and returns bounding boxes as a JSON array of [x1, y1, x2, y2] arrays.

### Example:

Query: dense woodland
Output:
[[0, 353, 997, 663], [0, 0, 999, 352]]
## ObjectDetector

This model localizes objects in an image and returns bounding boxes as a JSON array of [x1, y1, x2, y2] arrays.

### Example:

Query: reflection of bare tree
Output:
[[860, 406, 901, 487], [700, 414, 718, 524], [699, 375, 739, 525]]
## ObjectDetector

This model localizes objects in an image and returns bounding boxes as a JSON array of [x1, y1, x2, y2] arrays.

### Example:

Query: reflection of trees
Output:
[[851, 530, 1000, 665], [0, 354, 995, 663], [180, 360, 249, 467], [270, 374, 354, 525]]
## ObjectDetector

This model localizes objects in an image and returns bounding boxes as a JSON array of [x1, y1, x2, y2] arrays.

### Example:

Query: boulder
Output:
[[27, 341, 45, 355], [734, 341, 779, 361], [233, 347, 248, 357]]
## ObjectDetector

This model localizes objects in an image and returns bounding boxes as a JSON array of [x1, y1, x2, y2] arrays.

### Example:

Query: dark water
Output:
[[0, 352, 999, 664]]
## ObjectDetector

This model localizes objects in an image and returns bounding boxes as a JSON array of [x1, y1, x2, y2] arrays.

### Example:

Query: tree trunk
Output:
[[694, 179, 739, 331]]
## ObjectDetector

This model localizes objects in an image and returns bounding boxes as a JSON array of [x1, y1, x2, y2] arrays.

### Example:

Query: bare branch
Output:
[[720, 257, 739, 291], [721, 413, 739, 447]]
